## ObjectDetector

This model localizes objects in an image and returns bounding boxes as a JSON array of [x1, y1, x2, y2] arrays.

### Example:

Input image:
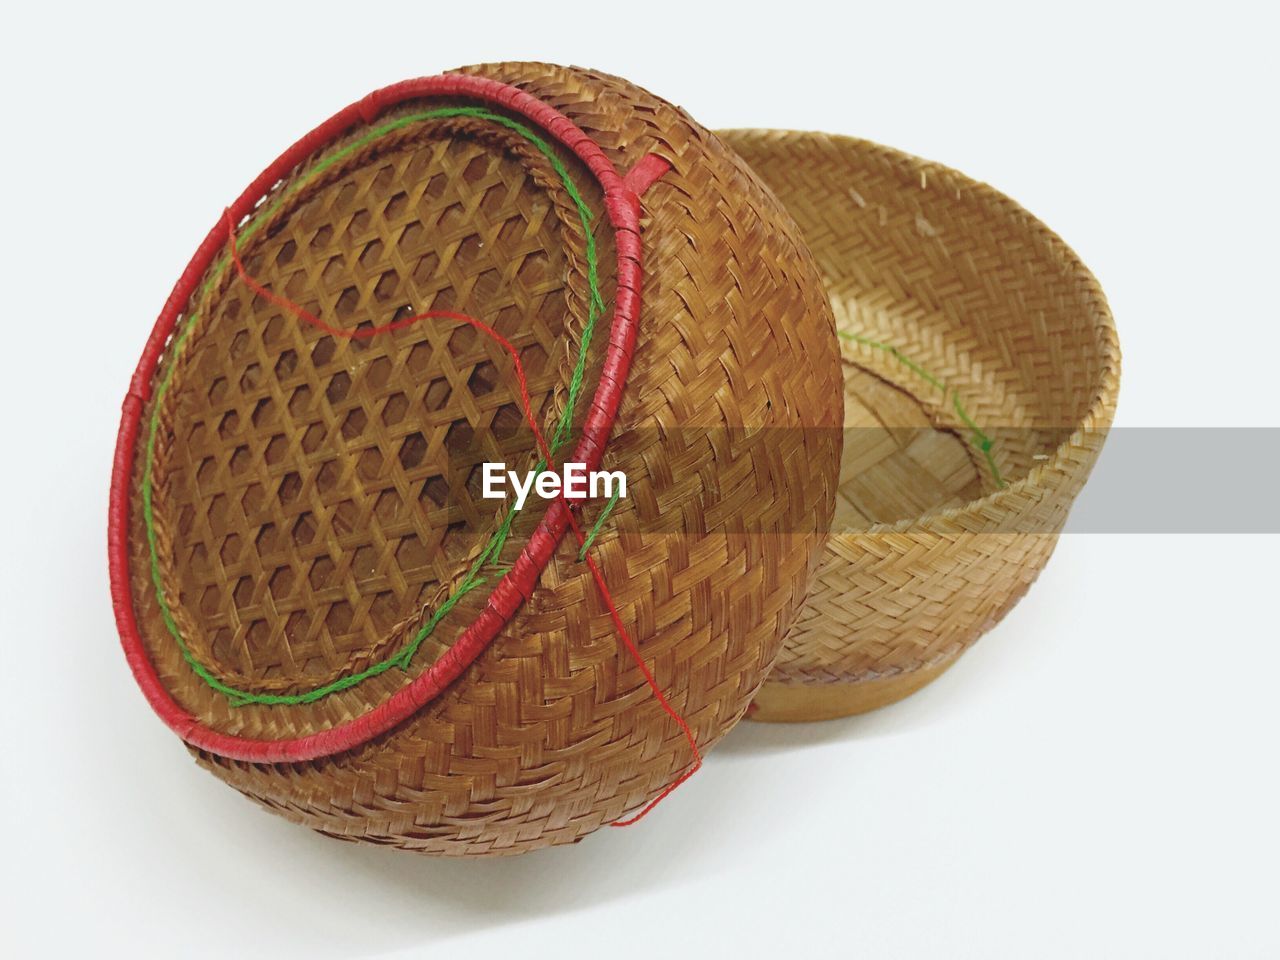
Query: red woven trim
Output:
[[109, 74, 646, 762], [623, 154, 672, 204]]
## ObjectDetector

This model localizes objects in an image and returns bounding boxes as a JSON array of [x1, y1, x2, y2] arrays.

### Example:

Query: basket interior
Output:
[[835, 366, 993, 530], [722, 130, 1113, 533]]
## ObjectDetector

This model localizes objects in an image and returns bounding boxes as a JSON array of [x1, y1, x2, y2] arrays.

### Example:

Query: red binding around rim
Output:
[[108, 74, 645, 763]]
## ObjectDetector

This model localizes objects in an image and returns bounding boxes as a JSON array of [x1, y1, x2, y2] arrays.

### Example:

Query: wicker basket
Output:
[[720, 130, 1120, 722], [110, 66, 842, 854]]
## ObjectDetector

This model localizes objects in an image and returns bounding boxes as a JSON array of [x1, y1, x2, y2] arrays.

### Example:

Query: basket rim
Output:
[[110, 73, 646, 763], [719, 127, 1122, 535]]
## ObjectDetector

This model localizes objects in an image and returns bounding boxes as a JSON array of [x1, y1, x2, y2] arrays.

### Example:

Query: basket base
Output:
[[748, 656, 958, 722]]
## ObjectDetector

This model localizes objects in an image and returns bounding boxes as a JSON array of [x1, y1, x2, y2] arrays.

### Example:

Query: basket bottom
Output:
[[833, 363, 995, 529], [749, 655, 959, 722]]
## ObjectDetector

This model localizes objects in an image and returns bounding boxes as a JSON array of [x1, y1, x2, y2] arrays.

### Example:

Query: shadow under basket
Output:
[[720, 130, 1121, 722]]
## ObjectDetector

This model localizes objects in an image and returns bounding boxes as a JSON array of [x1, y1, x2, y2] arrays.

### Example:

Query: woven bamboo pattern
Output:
[[720, 130, 1120, 721], [116, 67, 841, 853], [157, 120, 581, 699]]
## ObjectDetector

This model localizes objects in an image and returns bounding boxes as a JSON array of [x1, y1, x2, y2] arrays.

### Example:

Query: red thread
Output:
[[225, 214, 698, 825]]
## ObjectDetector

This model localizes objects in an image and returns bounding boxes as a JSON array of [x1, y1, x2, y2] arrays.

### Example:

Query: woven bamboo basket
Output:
[[110, 65, 843, 854], [720, 130, 1120, 722]]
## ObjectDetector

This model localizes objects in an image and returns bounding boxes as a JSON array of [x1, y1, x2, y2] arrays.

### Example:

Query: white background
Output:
[[2, 2, 1277, 957]]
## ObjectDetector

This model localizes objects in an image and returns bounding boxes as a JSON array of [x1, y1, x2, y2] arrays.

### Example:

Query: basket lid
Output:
[[109, 66, 843, 834], [111, 72, 650, 760]]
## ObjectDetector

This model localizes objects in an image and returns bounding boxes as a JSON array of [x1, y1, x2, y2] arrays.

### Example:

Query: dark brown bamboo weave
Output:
[[720, 130, 1120, 721], [125, 66, 841, 853]]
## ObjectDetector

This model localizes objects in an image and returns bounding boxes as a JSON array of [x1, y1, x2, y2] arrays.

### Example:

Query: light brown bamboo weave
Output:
[[720, 130, 1120, 721], [124, 66, 841, 854]]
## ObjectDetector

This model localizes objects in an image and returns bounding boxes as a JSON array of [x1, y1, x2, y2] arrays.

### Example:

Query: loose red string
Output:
[[225, 212, 700, 824]]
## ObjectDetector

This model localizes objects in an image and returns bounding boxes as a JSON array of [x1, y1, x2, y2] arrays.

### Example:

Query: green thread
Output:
[[577, 488, 623, 559], [837, 329, 1006, 488], [145, 108, 610, 707]]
